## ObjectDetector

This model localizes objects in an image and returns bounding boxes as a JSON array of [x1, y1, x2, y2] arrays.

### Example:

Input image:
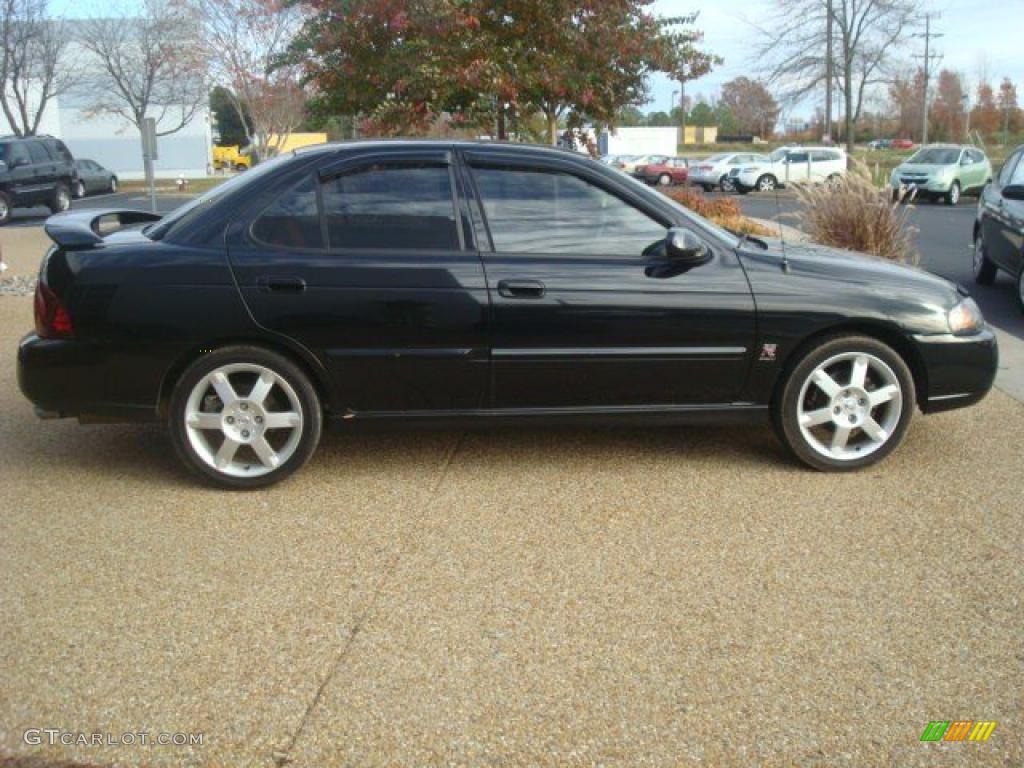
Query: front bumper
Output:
[[891, 176, 953, 193], [913, 329, 998, 413]]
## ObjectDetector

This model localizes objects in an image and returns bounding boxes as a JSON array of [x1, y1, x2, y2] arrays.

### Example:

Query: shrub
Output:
[[791, 161, 919, 264], [660, 188, 774, 237]]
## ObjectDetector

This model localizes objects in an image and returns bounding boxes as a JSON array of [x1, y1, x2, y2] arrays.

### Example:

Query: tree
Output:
[[209, 85, 251, 146], [290, 0, 718, 144], [719, 77, 779, 137], [998, 77, 1021, 137], [888, 69, 923, 140], [970, 82, 1000, 138], [78, 0, 208, 144], [0, 0, 78, 136], [196, 0, 308, 161], [645, 110, 673, 126], [616, 105, 645, 126], [929, 69, 964, 142], [756, 0, 920, 153], [688, 101, 716, 127]]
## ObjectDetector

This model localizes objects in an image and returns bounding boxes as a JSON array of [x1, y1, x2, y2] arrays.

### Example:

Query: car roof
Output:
[[292, 138, 593, 162]]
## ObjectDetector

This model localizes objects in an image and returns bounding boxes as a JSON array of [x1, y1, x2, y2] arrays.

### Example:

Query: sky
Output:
[[50, 0, 1024, 120], [646, 0, 1024, 119]]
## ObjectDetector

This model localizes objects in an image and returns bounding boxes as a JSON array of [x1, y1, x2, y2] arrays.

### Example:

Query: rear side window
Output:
[[471, 166, 666, 256], [787, 152, 809, 163], [321, 163, 458, 250], [27, 141, 52, 163], [251, 175, 323, 249], [46, 140, 72, 163], [998, 154, 1020, 187]]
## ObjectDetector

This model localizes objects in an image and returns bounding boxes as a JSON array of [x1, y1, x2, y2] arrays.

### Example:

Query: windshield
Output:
[[706, 153, 729, 162], [769, 149, 788, 162], [907, 147, 961, 165], [146, 154, 296, 240]]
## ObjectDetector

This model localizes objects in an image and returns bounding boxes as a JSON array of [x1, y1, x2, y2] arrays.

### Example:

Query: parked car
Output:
[[973, 145, 1024, 311], [867, 139, 892, 150], [689, 152, 770, 192], [72, 159, 118, 198], [599, 154, 622, 165], [18, 141, 996, 488], [634, 156, 688, 186], [615, 154, 663, 173], [889, 145, 992, 206], [730, 147, 847, 194], [891, 138, 915, 150], [0, 135, 75, 225]]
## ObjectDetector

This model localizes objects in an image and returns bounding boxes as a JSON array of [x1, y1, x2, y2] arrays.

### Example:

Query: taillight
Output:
[[34, 281, 73, 338]]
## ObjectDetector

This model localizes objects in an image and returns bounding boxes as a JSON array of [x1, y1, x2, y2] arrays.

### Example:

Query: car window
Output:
[[471, 166, 666, 256], [46, 140, 72, 163], [969, 149, 985, 163], [787, 152, 809, 163], [908, 147, 960, 165], [810, 151, 833, 162], [4, 143, 29, 166], [251, 175, 323, 249], [960, 151, 973, 165], [1010, 155, 1024, 187], [321, 162, 458, 251], [997, 153, 1020, 187], [27, 141, 52, 164]]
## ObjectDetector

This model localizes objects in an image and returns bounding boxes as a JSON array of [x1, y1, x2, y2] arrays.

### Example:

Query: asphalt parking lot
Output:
[[1, 212, 1023, 766]]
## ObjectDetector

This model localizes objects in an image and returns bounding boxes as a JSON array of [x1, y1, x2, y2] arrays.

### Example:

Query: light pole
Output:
[[670, 90, 678, 119]]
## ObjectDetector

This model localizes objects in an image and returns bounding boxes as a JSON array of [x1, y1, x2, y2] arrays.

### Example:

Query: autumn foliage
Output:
[[659, 188, 773, 236]]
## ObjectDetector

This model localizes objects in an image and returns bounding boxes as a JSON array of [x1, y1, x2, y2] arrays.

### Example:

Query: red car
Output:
[[634, 156, 688, 186], [891, 138, 915, 150]]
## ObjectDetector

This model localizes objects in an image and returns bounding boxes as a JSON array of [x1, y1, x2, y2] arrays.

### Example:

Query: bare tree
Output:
[[0, 0, 79, 136], [196, 0, 307, 160], [753, 0, 920, 153], [77, 0, 208, 141]]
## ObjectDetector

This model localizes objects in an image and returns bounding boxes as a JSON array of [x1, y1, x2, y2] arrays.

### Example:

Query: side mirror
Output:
[[665, 228, 710, 264], [1002, 184, 1024, 201]]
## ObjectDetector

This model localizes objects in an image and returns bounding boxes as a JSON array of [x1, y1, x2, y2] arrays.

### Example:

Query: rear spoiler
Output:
[[44, 209, 163, 249]]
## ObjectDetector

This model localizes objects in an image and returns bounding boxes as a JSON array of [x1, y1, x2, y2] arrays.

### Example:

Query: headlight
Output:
[[948, 298, 984, 335]]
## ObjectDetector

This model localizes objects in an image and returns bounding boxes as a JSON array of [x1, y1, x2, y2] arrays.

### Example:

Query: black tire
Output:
[[972, 229, 997, 285], [756, 174, 777, 192], [702, 183, 713, 193], [1017, 269, 1024, 314], [48, 182, 71, 214], [169, 345, 322, 489], [0, 190, 11, 226], [774, 335, 916, 472], [719, 176, 735, 193], [944, 181, 960, 206], [735, 184, 749, 195]]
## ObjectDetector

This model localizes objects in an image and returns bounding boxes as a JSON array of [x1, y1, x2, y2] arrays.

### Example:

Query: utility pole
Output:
[[824, 0, 833, 142], [680, 78, 687, 146], [913, 13, 943, 145]]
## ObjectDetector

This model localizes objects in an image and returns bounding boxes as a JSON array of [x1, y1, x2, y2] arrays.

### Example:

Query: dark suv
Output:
[[0, 135, 75, 225]]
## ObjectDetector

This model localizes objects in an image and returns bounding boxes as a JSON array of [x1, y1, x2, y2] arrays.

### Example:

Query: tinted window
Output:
[[811, 150, 840, 162], [5, 143, 29, 166], [998, 154, 1020, 187], [251, 175, 323, 249], [908, 147, 960, 165], [46, 140, 72, 163], [321, 163, 458, 251], [1010, 156, 1024, 186], [472, 167, 666, 256], [27, 141, 52, 163], [787, 152, 809, 163]]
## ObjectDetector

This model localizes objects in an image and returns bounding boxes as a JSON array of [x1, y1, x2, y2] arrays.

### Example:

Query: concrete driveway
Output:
[[1, 228, 1022, 767]]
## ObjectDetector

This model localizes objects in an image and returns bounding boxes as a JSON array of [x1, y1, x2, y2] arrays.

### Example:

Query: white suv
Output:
[[730, 147, 847, 194]]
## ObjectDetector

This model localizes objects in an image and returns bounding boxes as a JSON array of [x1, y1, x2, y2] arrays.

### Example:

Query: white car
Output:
[[688, 152, 770, 192], [730, 147, 847, 193]]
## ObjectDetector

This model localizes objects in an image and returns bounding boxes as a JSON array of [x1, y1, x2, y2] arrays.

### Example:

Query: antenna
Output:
[[772, 150, 790, 273]]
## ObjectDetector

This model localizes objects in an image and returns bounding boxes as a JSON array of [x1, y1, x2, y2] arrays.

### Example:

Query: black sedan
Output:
[[19, 141, 997, 488], [72, 158, 118, 198], [973, 144, 1024, 311]]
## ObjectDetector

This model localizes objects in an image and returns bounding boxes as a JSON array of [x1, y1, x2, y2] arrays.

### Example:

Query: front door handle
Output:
[[257, 276, 306, 293], [497, 279, 545, 299]]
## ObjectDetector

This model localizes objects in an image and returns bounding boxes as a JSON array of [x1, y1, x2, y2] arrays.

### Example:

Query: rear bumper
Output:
[[914, 329, 998, 413], [18, 333, 158, 422]]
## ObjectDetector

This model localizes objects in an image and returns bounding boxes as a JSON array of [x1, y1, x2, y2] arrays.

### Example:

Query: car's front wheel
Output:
[[972, 229, 997, 285], [169, 346, 322, 488], [0, 190, 11, 226], [775, 335, 915, 471], [109, 176, 118, 193], [658, 173, 672, 186], [945, 181, 961, 206], [756, 174, 777, 192]]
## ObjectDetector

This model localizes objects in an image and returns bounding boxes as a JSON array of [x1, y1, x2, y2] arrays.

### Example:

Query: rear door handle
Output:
[[497, 279, 545, 299], [257, 276, 306, 293]]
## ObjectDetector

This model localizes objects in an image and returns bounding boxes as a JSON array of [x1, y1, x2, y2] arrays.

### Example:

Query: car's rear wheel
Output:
[[945, 181, 960, 206], [49, 183, 71, 214], [169, 346, 322, 489], [1017, 268, 1024, 313], [775, 335, 915, 471], [972, 229, 997, 285], [109, 176, 118, 193], [73, 180, 86, 199], [756, 174, 777, 192], [658, 173, 672, 186], [0, 191, 11, 226]]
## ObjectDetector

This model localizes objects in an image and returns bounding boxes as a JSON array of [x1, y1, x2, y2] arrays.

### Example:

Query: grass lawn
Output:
[[118, 176, 230, 195]]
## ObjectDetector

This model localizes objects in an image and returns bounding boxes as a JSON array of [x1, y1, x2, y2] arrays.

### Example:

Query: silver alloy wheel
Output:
[[758, 175, 776, 192], [110, 177, 117, 192], [796, 351, 903, 461], [75, 181, 85, 198], [973, 233, 985, 276], [949, 182, 960, 205], [659, 173, 671, 186], [0, 198, 8, 220], [184, 363, 304, 478], [57, 188, 70, 211]]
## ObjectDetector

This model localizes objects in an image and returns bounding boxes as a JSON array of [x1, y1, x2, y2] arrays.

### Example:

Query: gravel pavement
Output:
[[1, 227, 1022, 767]]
